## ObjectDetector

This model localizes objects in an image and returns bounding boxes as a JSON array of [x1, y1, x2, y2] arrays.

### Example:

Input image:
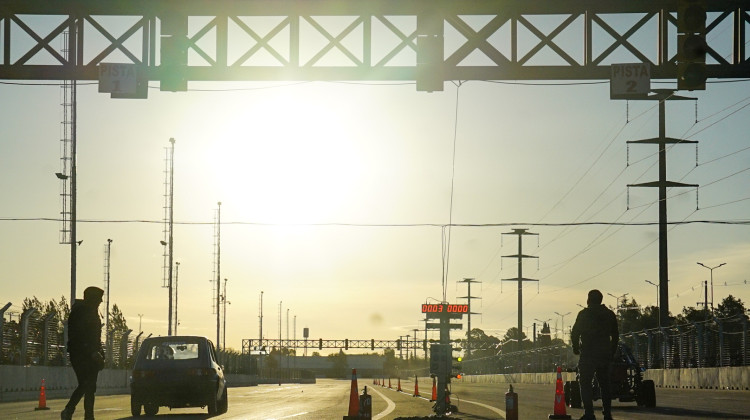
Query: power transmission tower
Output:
[[103, 238, 112, 363], [161, 138, 175, 335], [212, 202, 222, 348], [56, 25, 78, 304], [501, 228, 539, 347], [457, 278, 481, 357], [627, 90, 698, 328]]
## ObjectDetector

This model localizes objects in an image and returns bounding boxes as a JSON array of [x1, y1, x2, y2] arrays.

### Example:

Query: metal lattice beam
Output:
[[1, 0, 749, 82], [243, 338, 412, 353]]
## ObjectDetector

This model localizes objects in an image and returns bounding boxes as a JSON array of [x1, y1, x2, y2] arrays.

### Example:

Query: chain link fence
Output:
[[1, 303, 259, 374], [5, 302, 746, 374], [620, 315, 749, 369], [450, 316, 749, 375]]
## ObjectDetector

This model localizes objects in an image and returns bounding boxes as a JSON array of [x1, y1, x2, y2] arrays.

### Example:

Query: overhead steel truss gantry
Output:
[[242, 338, 435, 354], [1, 0, 749, 84]]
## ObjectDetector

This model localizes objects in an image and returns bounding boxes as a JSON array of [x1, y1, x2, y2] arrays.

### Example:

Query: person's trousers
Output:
[[65, 354, 99, 419], [578, 358, 612, 417]]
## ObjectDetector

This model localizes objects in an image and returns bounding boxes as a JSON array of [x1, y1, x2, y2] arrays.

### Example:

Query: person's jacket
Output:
[[67, 299, 103, 357], [570, 303, 618, 362]]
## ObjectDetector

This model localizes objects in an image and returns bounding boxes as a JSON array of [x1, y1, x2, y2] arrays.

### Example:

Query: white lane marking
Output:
[[459, 398, 507, 419], [277, 412, 308, 419], [367, 386, 397, 420]]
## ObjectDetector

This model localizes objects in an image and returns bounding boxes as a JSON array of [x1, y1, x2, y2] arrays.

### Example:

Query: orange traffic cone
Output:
[[34, 379, 50, 411], [397, 377, 402, 392], [413, 375, 420, 397], [344, 368, 359, 419], [548, 366, 571, 419], [430, 377, 437, 402]]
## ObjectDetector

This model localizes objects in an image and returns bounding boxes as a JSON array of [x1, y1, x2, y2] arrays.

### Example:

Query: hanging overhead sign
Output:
[[610, 63, 651, 99]]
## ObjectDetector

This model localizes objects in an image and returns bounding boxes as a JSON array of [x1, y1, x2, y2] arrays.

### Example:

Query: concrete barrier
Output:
[[642, 366, 750, 390], [460, 367, 750, 391], [3, 365, 747, 402], [0, 365, 129, 402], [0, 365, 295, 402]]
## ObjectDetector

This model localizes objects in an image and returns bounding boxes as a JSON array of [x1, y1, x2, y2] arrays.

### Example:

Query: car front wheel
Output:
[[144, 401, 159, 416], [130, 396, 141, 417]]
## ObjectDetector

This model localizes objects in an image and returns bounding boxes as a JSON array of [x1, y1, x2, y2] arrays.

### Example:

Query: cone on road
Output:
[[34, 379, 50, 411], [343, 368, 359, 419], [413, 375, 420, 397], [397, 377, 402, 392], [430, 377, 437, 402], [548, 366, 571, 419]]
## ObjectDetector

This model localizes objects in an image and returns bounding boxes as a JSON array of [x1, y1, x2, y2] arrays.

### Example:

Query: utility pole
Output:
[[627, 90, 698, 328], [607, 293, 629, 312], [222, 278, 228, 350], [104, 238, 113, 360], [214, 201, 222, 348], [278, 301, 282, 343], [259, 291, 264, 342], [501, 228, 539, 347], [697, 262, 726, 314], [555, 311, 571, 343], [174, 261, 179, 335], [457, 278, 481, 357], [412, 328, 419, 359]]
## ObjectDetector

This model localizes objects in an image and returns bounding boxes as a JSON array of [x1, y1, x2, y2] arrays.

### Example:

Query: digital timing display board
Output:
[[421, 304, 469, 315]]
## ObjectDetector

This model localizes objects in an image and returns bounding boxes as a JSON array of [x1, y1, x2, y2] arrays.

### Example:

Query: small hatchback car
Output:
[[130, 335, 228, 416]]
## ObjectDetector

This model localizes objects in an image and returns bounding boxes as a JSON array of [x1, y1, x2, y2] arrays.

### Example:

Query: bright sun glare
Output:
[[202, 86, 368, 225]]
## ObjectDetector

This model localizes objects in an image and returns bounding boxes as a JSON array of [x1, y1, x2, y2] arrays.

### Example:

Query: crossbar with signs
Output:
[[1, 0, 748, 91]]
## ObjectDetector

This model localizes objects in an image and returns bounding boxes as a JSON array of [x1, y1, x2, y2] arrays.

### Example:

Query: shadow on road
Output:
[[113, 414, 213, 420], [613, 404, 750, 419]]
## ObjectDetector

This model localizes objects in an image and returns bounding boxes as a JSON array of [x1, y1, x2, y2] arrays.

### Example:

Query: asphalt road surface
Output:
[[2, 379, 749, 419]]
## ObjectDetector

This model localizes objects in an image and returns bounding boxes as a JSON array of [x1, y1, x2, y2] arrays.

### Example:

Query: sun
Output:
[[200, 85, 368, 225]]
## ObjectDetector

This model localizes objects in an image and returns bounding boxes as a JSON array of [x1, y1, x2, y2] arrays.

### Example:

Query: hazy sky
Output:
[[1, 12, 748, 353]]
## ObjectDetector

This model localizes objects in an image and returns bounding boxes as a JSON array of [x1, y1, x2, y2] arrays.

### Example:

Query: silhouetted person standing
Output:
[[571, 289, 619, 420], [62, 286, 105, 420]]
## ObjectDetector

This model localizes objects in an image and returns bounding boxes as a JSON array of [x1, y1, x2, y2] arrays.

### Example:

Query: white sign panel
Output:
[[610, 63, 650, 99], [98, 63, 137, 95]]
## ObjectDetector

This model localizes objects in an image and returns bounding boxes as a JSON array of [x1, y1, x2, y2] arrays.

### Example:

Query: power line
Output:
[[0, 217, 748, 226]]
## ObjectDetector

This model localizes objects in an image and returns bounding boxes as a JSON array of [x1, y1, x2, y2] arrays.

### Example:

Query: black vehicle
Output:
[[564, 342, 656, 409], [130, 336, 228, 416]]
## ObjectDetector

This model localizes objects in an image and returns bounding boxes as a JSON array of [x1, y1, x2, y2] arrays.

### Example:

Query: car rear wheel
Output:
[[218, 386, 228, 414], [144, 401, 159, 416], [207, 388, 219, 415], [130, 396, 141, 417], [642, 379, 656, 407]]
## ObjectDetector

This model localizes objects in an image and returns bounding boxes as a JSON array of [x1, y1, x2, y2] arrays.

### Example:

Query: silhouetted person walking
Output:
[[571, 289, 619, 420], [61, 286, 105, 420]]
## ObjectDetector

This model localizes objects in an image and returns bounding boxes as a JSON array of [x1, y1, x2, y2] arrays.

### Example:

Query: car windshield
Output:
[[144, 341, 200, 361]]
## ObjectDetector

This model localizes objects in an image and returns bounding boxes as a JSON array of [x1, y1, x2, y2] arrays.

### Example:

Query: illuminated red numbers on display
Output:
[[421, 304, 468, 313]]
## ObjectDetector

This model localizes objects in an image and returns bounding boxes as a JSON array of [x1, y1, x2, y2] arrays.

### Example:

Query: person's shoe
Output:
[[579, 414, 596, 420], [603, 414, 614, 420], [60, 407, 73, 420]]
